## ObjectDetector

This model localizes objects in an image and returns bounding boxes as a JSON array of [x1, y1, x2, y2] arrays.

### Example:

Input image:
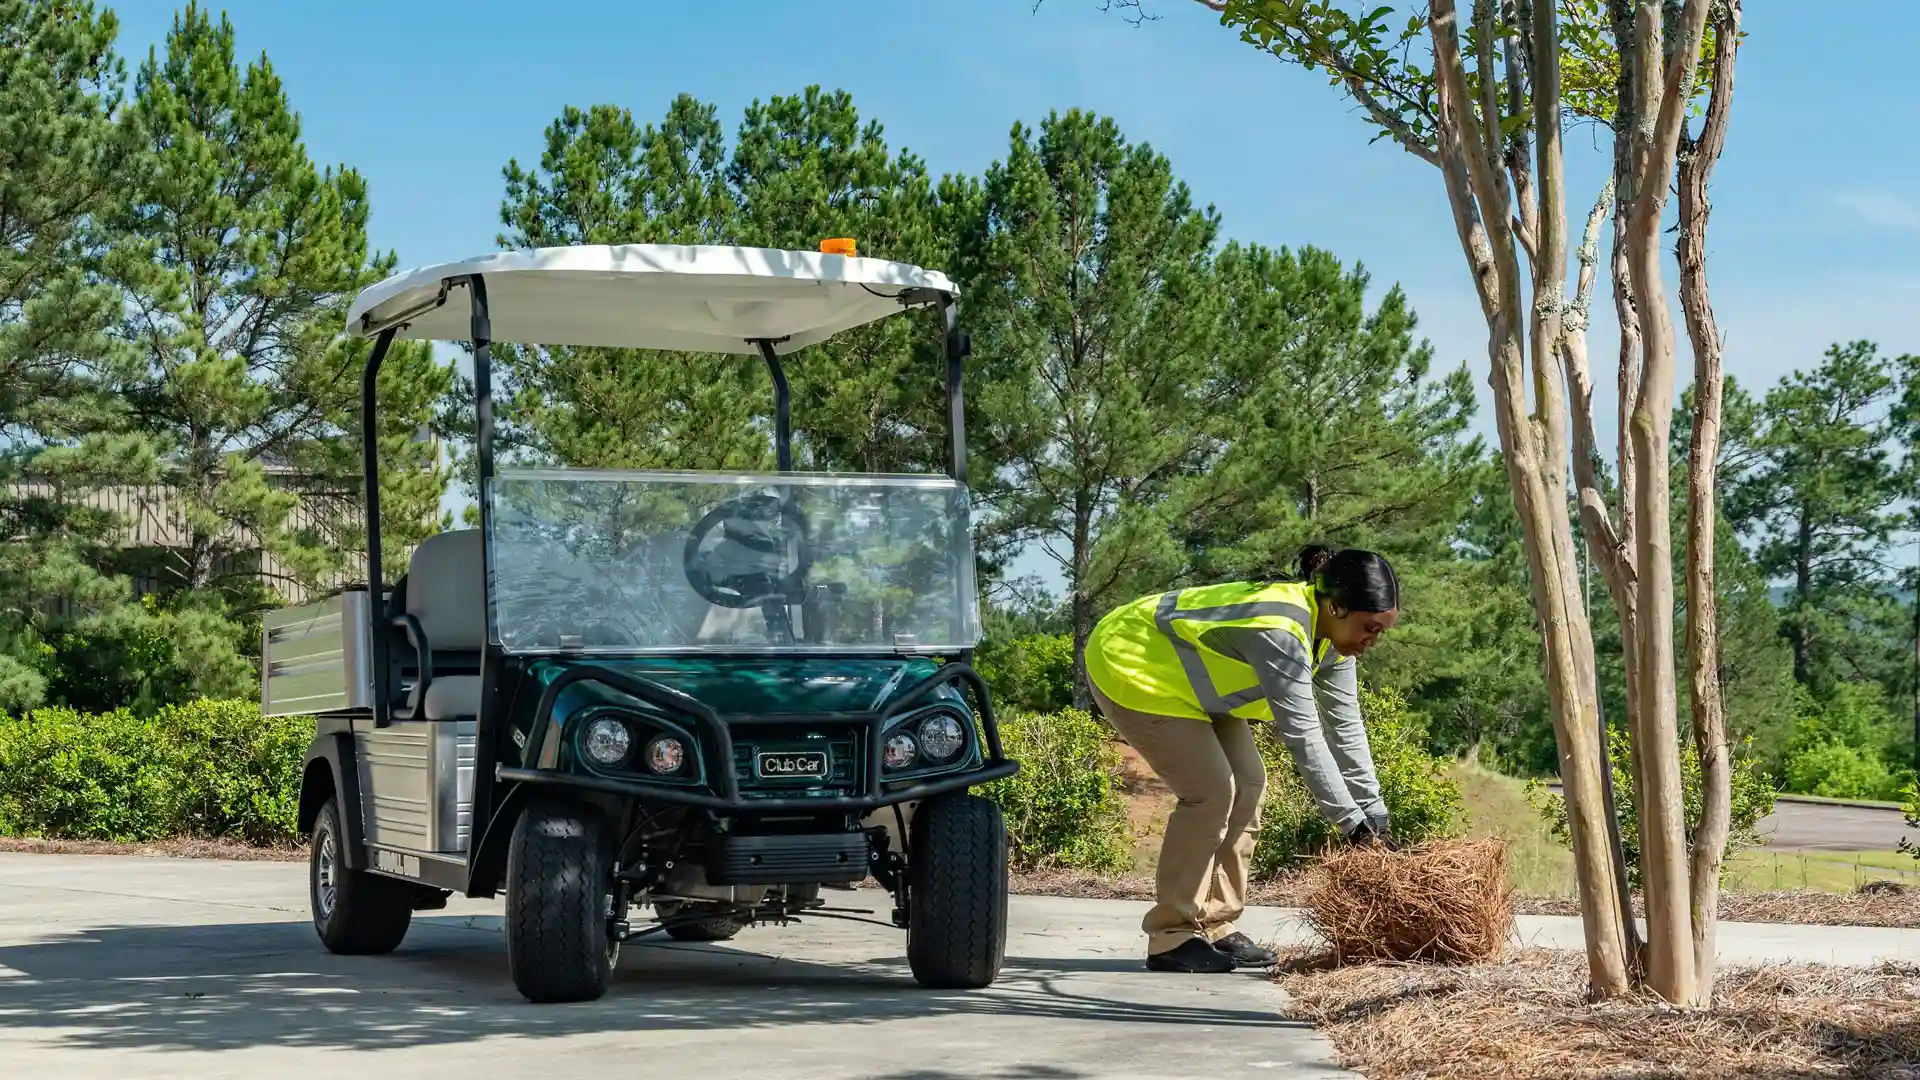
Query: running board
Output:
[[363, 843, 470, 893]]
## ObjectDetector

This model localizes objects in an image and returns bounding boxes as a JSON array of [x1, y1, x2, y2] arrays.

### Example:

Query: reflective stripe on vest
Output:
[[1154, 590, 1317, 718]]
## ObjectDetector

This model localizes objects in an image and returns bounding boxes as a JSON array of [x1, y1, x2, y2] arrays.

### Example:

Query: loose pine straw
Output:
[[1275, 948, 1920, 1079], [1302, 837, 1516, 963]]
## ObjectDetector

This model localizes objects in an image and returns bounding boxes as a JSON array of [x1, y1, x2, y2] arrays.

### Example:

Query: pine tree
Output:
[[959, 110, 1224, 704], [109, 4, 440, 614], [486, 96, 769, 473], [1724, 343, 1911, 694], [729, 87, 958, 479], [0, 0, 154, 710]]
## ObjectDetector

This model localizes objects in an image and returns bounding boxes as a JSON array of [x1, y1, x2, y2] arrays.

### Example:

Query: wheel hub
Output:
[[315, 830, 337, 919]]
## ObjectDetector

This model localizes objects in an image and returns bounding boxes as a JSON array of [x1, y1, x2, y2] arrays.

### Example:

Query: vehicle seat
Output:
[[405, 529, 485, 719]]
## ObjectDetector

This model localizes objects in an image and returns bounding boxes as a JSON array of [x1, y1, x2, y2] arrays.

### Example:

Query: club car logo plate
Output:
[[756, 750, 830, 780]]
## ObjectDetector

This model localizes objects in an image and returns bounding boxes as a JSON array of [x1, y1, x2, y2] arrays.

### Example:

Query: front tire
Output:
[[309, 796, 412, 954], [905, 793, 1009, 989], [504, 800, 618, 1003]]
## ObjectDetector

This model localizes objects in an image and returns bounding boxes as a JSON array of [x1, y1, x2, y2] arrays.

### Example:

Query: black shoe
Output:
[[1211, 931, 1278, 967], [1146, 937, 1236, 974]]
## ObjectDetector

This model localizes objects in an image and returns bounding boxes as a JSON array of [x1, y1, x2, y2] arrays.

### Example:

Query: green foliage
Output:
[[34, 593, 255, 716], [1721, 345, 1915, 697], [1778, 681, 1912, 801], [1251, 686, 1466, 878], [0, 0, 158, 710], [1529, 726, 1778, 892], [1786, 741, 1899, 803], [975, 632, 1076, 715], [107, 3, 444, 599], [0, 698, 305, 844], [979, 708, 1133, 872]]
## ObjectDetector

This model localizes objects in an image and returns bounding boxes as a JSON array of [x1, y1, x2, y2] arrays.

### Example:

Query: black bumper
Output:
[[495, 759, 1018, 814], [507, 660, 1020, 814]]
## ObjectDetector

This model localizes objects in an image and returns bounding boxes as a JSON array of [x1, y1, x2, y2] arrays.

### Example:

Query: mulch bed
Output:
[[1272, 947, 1920, 1079], [0, 836, 303, 861]]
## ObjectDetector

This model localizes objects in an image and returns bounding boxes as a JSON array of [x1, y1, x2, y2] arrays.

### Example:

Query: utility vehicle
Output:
[[261, 242, 1017, 1003]]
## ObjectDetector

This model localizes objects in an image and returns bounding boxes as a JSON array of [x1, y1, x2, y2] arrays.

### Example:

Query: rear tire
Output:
[[504, 799, 618, 1003], [905, 793, 1008, 989], [309, 796, 412, 955]]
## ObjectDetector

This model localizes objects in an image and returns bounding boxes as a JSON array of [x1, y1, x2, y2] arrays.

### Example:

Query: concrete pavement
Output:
[[3, 853, 1915, 1080], [1759, 798, 1914, 854], [0, 852, 1357, 1080]]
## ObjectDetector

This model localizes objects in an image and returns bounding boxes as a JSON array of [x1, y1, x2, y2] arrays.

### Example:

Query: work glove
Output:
[[1344, 817, 1401, 852]]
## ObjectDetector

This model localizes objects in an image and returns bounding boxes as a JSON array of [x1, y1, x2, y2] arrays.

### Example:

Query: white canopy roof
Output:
[[345, 244, 958, 354]]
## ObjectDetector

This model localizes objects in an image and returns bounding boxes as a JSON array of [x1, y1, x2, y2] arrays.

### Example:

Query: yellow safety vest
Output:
[[1084, 579, 1330, 723]]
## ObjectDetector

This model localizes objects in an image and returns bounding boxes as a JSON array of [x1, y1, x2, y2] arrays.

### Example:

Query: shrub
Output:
[[1786, 739, 1901, 801], [0, 706, 178, 840], [0, 699, 306, 845], [974, 632, 1075, 714], [980, 707, 1133, 872], [1252, 686, 1467, 879], [1527, 726, 1777, 892]]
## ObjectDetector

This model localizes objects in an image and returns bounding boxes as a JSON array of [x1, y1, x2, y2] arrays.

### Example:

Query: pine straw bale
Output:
[[1274, 948, 1920, 1080], [1302, 837, 1515, 963]]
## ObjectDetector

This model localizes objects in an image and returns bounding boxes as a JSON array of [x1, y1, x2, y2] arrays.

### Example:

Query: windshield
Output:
[[487, 468, 980, 655]]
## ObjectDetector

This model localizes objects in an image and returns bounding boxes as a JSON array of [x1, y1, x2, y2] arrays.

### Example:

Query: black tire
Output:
[[504, 799, 618, 1003], [309, 796, 412, 955], [905, 792, 1009, 989]]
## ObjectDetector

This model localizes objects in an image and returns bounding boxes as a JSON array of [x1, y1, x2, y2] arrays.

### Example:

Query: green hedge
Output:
[[979, 707, 1134, 872], [1251, 685, 1467, 877], [0, 699, 306, 845]]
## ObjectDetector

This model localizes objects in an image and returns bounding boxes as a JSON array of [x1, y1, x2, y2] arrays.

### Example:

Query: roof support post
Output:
[[362, 327, 396, 727], [756, 339, 793, 472], [941, 298, 968, 485]]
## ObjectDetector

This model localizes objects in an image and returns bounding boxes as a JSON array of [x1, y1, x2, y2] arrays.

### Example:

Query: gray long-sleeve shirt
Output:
[[1200, 625, 1386, 832]]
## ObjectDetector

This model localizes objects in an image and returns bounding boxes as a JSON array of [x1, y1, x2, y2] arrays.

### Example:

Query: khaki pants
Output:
[[1090, 681, 1266, 955]]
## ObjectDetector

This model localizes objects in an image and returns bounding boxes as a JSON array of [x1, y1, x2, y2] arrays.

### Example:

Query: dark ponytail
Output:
[[1300, 545, 1399, 614]]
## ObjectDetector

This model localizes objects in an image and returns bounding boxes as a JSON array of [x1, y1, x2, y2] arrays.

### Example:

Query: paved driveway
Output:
[[0, 853, 1355, 1080]]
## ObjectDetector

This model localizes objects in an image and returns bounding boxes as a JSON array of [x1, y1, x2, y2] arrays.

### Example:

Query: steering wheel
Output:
[[682, 492, 815, 610]]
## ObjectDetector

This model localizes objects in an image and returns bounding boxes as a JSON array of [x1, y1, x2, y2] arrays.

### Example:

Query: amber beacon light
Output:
[[819, 237, 857, 256]]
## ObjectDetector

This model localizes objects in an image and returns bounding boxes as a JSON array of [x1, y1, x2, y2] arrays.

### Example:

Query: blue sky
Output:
[[109, 0, 1920, 580]]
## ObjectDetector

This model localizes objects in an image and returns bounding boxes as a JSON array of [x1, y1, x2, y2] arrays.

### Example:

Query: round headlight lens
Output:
[[646, 735, 686, 775], [583, 718, 631, 765], [883, 732, 918, 770], [919, 712, 966, 762]]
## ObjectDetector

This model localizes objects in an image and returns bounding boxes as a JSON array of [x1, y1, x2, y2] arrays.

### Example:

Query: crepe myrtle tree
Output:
[[1059, 0, 1746, 1004]]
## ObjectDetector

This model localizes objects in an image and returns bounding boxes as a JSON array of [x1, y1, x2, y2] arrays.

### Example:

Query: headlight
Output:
[[583, 718, 631, 765], [646, 735, 687, 775], [918, 712, 966, 762], [883, 732, 917, 770]]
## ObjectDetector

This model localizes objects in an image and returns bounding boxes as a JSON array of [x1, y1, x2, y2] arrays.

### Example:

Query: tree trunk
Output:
[[1678, 0, 1743, 998], [1622, 0, 1714, 1007], [1429, 0, 1633, 999], [1070, 488, 1095, 709], [1793, 514, 1814, 684], [1560, 181, 1646, 970]]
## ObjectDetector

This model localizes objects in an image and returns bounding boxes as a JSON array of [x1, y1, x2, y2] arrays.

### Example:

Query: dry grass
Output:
[[1303, 838, 1515, 963], [1274, 948, 1920, 1079], [0, 835, 302, 861]]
